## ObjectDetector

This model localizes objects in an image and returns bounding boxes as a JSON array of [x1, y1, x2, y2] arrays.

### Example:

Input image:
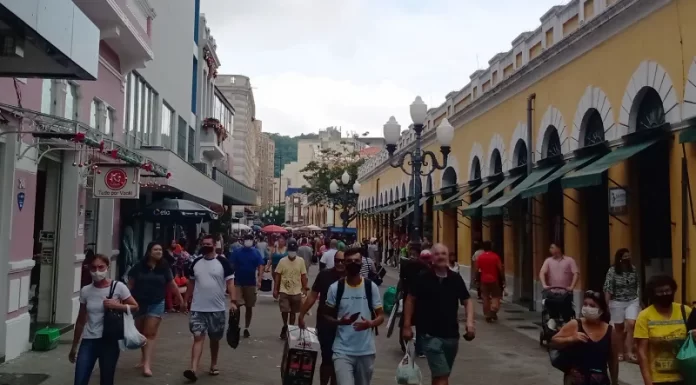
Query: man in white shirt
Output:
[[319, 239, 339, 270]]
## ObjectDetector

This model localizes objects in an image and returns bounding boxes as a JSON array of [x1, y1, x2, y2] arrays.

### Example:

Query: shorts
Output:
[[236, 286, 257, 307], [135, 300, 165, 318], [188, 311, 226, 340], [480, 282, 503, 298], [423, 335, 459, 377], [317, 325, 336, 363], [609, 298, 641, 324], [279, 293, 302, 313]]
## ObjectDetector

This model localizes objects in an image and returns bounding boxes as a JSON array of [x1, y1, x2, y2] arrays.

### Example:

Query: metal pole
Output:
[[681, 156, 688, 303], [526, 94, 536, 311], [411, 125, 424, 251]]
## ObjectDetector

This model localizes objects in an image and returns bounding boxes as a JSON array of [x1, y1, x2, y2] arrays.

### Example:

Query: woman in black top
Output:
[[127, 242, 184, 377]]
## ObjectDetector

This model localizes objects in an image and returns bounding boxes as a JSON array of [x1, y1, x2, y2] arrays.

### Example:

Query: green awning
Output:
[[394, 196, 431, 221], [519, 155, 601, 199], [461, 174, 525, 217], [373, 200, 408, 214], [469, 179, 496, 195], [433, 185, 476, 211], [561, 139, 659, 189], [482, 166, 558, 217], [680, 128, 696, 144]]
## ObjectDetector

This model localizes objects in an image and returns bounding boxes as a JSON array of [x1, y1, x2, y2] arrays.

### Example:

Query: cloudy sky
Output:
[[201, 0, 568, 137]]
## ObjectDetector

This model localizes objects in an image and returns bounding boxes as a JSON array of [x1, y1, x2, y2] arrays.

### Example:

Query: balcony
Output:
[[200, 117, 227, 160], [0, 0, 99, 79], [212, 167, 257, 206], [72, 0, 155, 73]]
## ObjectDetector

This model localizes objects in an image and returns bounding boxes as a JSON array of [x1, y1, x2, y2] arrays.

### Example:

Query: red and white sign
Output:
[[93, 166, 140, 199]]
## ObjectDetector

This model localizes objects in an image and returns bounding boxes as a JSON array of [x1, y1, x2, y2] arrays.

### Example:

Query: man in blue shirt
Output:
[[230, 233, 265, 338]]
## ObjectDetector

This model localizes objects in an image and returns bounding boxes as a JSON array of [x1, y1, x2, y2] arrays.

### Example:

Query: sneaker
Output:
[[243, 329, 250, 338], [418, 354, 425, 358]]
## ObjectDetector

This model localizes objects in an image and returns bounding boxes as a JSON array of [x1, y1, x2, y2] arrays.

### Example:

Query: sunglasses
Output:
[[334, 259, 345, 264]]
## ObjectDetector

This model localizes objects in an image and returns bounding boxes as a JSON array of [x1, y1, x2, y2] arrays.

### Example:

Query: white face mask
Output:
[[90, 270, 108, 282], [581, 306, 601, 320], [288, 251, 297, 258], [244, 240, 253, 247]]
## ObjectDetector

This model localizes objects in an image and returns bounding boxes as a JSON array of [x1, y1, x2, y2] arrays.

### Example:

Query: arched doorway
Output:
[[488, 150, 505, 260], [579, 108, 610, 291], [542, 126, 564, 251], [632, 87, 672, 282], [441, 167, 458, 253]]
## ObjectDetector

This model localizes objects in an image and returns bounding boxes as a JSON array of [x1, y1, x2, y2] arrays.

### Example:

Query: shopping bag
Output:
[[383, 286, 397, 314], [677, 333, 696, 384], [227, 309, 241, 349], [260, 272, 273, 292], [120, 305, 147, 350], [395, 340, 422, 384]]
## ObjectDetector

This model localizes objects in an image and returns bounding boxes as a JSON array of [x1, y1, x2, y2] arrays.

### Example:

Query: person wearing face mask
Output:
[[603, 248, 640, 362], [229, 233, 265, 338], [397, 247, 432, 356], [634, 275, 692, 385], [273, 238, 308, 339], [551, 290, 619, 385], [70, 254, 139, 385], [127, 242, 184, 377]]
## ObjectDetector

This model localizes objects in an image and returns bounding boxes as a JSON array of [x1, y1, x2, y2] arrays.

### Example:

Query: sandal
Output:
[[209, 368, 220, 376], [617, 354, 624, 361], [627, 354, 638, 363]]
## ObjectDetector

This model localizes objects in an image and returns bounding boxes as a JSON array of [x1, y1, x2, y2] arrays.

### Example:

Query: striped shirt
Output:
[[360, 257, 375, 278]]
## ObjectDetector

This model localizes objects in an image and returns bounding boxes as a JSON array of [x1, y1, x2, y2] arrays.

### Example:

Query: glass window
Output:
[[134, 80, 142, 146], [127, 75, 136, 144], [41, 80, 52, 114], [177, 116, 187, 159], [65, 83, 77, 119], [90, 99, 98, 129], [188, 126, 195, 163], [104, 108, 113, 135], [161, 103, 173, 149]]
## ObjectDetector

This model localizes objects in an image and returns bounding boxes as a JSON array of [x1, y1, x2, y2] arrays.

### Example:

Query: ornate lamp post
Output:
[[384, 96, 454, 251], [329, 170, 361, 234]]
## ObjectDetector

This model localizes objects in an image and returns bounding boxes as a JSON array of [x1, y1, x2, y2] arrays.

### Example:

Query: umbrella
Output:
[[306, 225, 322, 231], [230, 223, 251, 231], [252, 225, 261, 231], [139, 199, 218, 223], [262, 225, 288, 234]]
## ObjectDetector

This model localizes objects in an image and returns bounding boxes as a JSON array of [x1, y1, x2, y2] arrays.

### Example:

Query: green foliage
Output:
[[300, 148, 364, 214], [268, 133, 319, 177]]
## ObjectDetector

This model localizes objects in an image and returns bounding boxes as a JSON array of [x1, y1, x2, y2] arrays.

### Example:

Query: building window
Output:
[[90, 99, 99, 129], [65, 82, 78, 120], [125, 72, 157, 148], [188, 126, 195, 163], [104, 108, 114, 136], [161, 102, 174, 149], [41, 80, 53, 114], [126, 74, 137, 147], [177, 116, 187, 159]]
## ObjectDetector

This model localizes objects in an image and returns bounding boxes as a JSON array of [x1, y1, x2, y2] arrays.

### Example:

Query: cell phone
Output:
[[349, 312, 361, 321]]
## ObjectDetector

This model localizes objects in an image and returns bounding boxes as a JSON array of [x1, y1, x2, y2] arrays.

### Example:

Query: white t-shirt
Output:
[[319, 249, 338, 269], [188, 256, 235, 312], [79, 280, 132, 339]]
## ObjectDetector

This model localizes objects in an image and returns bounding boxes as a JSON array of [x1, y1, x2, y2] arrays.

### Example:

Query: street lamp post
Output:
[[384, 96, 454, 251], [329, 170, 361, 235]]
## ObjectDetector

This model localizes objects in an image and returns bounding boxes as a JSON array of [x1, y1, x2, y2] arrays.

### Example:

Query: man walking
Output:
[[298, 251, 346, 385], [297, 237, 314, 272], [274, 238, 308, 339], [476, 241, 505, 322], [183, 234, 236, 382], [230, 233, 265, 338], [403, 243, 475, 385], [367, 238, 379, 267], [325, 247, 384, 385], [320, 239, 339, 270]]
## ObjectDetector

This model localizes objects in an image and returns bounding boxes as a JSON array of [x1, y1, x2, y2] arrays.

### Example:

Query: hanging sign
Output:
[[608, 187, 628, 215], [17, 192, 25, 211], [93, 166, 140, 199]]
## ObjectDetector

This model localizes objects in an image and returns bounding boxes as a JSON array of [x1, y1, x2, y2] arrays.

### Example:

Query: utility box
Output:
[[280, 326, 320, 385]]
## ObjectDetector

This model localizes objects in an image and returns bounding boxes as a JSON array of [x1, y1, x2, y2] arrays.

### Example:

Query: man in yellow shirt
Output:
[[274, 239, 308, 340], [634, 275, 692, 385]]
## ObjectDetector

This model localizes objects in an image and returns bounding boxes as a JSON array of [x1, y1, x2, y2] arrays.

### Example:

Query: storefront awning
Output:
[[469, 179, 496, 196], [680, 127, 696, 144], [433, 184, 476, 211], [377, 200, 408, 214], [394, 196, 431, 221], [461, 174, 524, 217], [519, 155, 601, 199], [561, 139, 659, 189], [482, 166, 558, 217]]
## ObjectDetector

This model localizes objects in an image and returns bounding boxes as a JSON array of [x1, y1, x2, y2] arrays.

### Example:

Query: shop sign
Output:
[[608, 187, 628, 215], [93, 166, 140, 199]]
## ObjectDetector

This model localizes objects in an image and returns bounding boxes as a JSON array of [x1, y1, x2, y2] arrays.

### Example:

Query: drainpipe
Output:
[[526, 93, 536, 311]]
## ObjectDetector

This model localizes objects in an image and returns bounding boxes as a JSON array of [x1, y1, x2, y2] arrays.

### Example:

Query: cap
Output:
[[287, 238, 298, 252]]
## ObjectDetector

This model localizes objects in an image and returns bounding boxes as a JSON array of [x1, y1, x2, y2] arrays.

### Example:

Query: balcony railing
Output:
[[212, 167, 256, 205]]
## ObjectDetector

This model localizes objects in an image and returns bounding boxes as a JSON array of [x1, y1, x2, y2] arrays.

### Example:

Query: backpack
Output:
[[335, 278, 379, 335]]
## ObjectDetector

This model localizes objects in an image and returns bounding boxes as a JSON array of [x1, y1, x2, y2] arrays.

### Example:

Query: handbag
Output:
[[102, 281, 124, 341], [120, 306, 147, 350], [395, 340, 422, 384], [676, 305, 696, 384], [226, 309, 241, 349]]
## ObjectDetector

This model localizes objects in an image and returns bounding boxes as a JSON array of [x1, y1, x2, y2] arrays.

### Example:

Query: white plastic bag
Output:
[[119, 305, 147, 351], [395, 340, 422, 384]]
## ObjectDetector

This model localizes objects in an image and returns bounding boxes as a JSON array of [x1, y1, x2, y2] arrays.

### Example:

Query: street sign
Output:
[[93, 166, 140, 199]]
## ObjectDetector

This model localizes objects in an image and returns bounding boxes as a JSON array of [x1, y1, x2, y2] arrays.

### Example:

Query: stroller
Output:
[[539, 287, 576, 347]]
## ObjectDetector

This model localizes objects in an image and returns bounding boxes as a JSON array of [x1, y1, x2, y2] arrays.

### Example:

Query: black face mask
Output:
[[652, 294, 674, 307], [345, 263, 361, 276], [201, 246, 215, 255]]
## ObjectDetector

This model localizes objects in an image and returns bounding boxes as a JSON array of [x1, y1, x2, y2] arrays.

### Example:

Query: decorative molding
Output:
[[468, 142, 484, 181], [571, 86, 615, 150], [106, 0, 154, 58], [133, 0, 157, 18], [685, 57, 696, 120], [8, 259, 35, 273], [618, 60, 681, 134], [537, 106, 569, 157], [98, 56, 124, 81], [485, 133, 508, 176]]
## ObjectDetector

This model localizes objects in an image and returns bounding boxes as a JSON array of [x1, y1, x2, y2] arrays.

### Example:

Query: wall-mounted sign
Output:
[[608, 187, 628, 215], [17, 192, 25, 211], [93, 166, 140, 199], [77, 224, 84, 237], [39, 231, 55, 242]]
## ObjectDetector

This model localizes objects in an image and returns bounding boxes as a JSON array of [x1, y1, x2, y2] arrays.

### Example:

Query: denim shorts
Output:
[[136, 300, 165, 318]]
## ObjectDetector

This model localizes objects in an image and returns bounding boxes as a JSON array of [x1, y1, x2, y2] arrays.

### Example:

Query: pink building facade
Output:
[[0, 0, 158, 361]]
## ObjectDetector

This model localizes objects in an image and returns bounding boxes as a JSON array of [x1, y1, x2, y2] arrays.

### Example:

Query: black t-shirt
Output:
[[311, 268, 342, 327], [399, 258, 429, 295], [128, 260, 174, 306], [410, 269, 470, 338]]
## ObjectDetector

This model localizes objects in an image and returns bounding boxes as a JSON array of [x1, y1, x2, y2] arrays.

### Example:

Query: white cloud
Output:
[[202, 0, 569, 137]]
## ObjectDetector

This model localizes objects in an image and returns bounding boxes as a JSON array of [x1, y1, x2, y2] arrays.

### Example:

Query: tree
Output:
[[300, 147, 365, 225]]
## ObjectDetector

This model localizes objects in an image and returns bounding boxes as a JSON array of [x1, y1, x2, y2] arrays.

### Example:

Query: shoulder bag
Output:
[[102, 281, 125, 341]]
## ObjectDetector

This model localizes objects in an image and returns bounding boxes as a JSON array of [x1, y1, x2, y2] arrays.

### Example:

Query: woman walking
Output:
[[128, 242, 184, 377], [268, 236, 288, 273], [70, 254, 138, 385], [603, 248, 640, 362], [551, 290, 619, 385]]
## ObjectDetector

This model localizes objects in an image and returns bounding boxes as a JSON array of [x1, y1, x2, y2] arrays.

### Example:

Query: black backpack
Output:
[[334, 278, 379, 335]]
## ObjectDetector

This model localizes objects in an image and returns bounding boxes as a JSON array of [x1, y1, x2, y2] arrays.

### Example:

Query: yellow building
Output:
[[356, 0, 696, 308]]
